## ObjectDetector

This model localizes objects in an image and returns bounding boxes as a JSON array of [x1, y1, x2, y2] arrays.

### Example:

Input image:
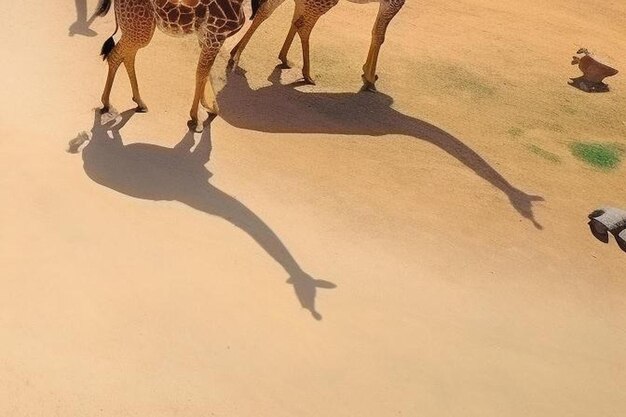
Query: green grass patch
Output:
[[570, 142, 622, 170], [527, 144, 561, 163]]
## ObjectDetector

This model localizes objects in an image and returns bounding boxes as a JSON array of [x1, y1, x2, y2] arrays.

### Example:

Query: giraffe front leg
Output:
[[361, 0, 405, 92], [190, 43, 221, 132]]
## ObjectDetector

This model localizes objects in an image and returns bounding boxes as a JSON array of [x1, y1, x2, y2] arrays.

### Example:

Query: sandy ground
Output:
[[1, 0, 625, 415]]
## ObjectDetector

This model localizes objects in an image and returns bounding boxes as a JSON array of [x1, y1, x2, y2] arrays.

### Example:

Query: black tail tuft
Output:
[[96, 0, 118, 60], [101, 36, 116, 60], [96, 0, 113, 17], [250, 0, 264, 19]]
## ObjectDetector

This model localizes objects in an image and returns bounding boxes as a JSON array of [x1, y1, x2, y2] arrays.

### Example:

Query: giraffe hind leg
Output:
[[278, 0, 305, 66], [294, 17, 320, 85], [201, 77, 219, 114], [361, 0, 405, 91], [191, 39, 223, 132], [277, 19, 297, 67], [101, 39, 125, 113], [294, 0, 339, 85], [229, 0, 288, 69], [102, 37, 151, 113], [100, 4, 155, 113], [124, 52, 149, 112]]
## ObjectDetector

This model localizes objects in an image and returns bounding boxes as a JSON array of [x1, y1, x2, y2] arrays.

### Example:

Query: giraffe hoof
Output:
[[100, 106, 110, 114], [187, 119, 203, 133], [277, 60, 291, 69], [362, 83, 377, 92], [303, 76, 316, 85], [361, 75, 378, 92], [132, 98, 148, 113]]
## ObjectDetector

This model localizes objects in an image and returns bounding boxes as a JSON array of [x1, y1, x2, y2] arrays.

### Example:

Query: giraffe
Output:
[[95, 0, 246, 130], [228, 0, 405, 90]]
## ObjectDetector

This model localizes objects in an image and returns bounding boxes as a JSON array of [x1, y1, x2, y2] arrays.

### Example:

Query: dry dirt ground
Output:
[[1, 0, 625, 415]]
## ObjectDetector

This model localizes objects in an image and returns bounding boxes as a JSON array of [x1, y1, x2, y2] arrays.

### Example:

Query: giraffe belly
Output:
[[151, 0, 245, 37]]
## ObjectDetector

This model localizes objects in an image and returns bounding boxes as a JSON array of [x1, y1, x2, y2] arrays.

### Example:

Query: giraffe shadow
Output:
[[69, 0, 98, 37], [68, 109, 336, 320], [217, 67, 545, 228]]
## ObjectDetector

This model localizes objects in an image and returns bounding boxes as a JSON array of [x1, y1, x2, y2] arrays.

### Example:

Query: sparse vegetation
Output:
[[435, 63, 496, 98], [507, 127, 524, 138], [527, 144, 561, 163]]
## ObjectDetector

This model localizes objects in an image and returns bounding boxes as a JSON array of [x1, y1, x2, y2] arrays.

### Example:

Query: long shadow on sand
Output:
[[219, 68, 544, 228], [69, 110, 336, 320]]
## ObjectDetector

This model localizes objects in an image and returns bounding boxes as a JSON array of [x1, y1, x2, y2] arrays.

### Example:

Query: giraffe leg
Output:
[[122, 15, 154, 111], [200, 76, 219, 114], [277, 7, 300, 67], [101, 39, 127, 113], [101, 7, 155, 113], [190, 40, 222, 132], [295, 18, 319, 84], [229, 0, 287, 68], [295, 0, 338, 85], [361, 0, 405, 91], [278, 25, 297, 68], [124, 52, 149, 112]]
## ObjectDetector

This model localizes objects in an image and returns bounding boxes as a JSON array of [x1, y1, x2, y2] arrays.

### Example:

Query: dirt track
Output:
[[1, 0, 625, 415]]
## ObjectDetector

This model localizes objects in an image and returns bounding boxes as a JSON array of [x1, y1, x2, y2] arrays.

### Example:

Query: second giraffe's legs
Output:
[[361, 0, 405, 91], [229, 0, 288, 67], [294, 0, 339, 84], [190, 38, 223, 131]]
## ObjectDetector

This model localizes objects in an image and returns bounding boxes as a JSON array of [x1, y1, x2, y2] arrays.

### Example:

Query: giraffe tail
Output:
[[100, 34, 117, 60], [97, 0, 118, 60]]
